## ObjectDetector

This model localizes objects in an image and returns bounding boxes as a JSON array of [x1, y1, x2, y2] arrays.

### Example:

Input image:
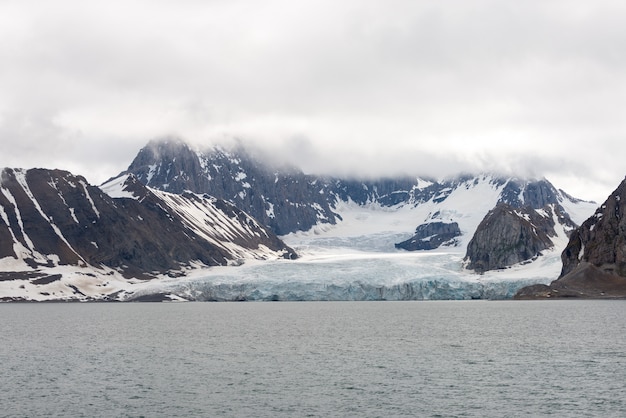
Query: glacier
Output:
[[0, 173, 598, 301], [128, 251, 558, 301], [126, 182, 594, 301]]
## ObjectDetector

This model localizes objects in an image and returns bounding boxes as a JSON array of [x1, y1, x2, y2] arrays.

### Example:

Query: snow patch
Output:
[[69, 207, 79, 224], [100, 174, 139, 200], [266, 202, 275, 219], [77, 180, 101, 218], [146, 163, 158, 183], [415, 178, 433, 190]]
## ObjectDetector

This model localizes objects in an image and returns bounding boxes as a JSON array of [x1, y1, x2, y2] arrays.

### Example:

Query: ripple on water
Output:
[[0, 300, 625, 417]]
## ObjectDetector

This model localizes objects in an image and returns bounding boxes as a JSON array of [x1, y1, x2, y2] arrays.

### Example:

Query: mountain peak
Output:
[[560, 176, 626, 278], [120, 139, 592, 239], [0, 167, 296, 299], [515, 176, 626, 298], [464, 202, 557, 273], [100, 173, 150, 200]]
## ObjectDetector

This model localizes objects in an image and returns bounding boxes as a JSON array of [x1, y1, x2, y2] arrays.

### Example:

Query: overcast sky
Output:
[[2, 0, 626, 202]]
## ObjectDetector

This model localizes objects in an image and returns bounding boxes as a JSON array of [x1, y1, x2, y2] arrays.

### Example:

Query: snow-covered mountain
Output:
[[122, 137, 343, 235], [0, 137, 600, 301], [0, 168, 295, 301], [124, 177, 597, 301], [122, 138, 592, 245], [111, 138, 596, 301], [464, 202, 574, 273], [516, 177, 626, 298]]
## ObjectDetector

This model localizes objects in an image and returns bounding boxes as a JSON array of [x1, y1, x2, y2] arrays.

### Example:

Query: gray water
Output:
[[1, 301, 625, 417]]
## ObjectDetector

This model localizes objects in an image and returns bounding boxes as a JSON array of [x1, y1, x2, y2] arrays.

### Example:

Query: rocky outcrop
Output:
[[560, 178, 626, 278], [122, 139, 589, 241], [121, 138, 338, 235], [499, 178, 562, 209], [0, 168, 296, 281], [515, 262, 626, 299], [464, 203, 557, 273], [395, 222, 461, 250], [515, 177, 626, 299], [121, 138, 429, 235]]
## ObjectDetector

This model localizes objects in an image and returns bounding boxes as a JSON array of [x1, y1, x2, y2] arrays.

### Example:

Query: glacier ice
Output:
[[124, 188, 594, 301], [2, 173, 598, 302], [127, 249, 555, 301]]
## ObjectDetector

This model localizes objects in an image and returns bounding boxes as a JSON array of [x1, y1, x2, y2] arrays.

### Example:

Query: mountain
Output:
[[0, 168, 295, 301], [122, 137, 427, 235], [0, 137, 600, 302], [121, 137, 339, 235], [123, 173, 596, 302], [464, 203, 575, 273], [515, 177, 626, 299], [560, 178, 626, 278], [121, 138, 592, 266], [395, 221, 461, 251]]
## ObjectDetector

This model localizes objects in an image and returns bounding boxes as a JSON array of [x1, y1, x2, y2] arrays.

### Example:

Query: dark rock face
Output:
[[395, 222, 461, 251], [515, 177, 626, 299], [560, 178, 626, 278], [330, 177, 420, 206], [397, 176, 579, 254], [122, 139, 581, 241], [499, 178, 561, 209], [121, 138, 433, 235], [515, 262, 626, 299], [0, 168, 295, 279], [464, 203, 556, 273], [123, 138, 338, 235]]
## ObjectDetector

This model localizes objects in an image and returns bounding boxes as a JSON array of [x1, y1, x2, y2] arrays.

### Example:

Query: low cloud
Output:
[[2, 0, 626, 202]]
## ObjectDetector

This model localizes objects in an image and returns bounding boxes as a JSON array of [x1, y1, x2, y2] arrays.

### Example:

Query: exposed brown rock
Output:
[[560, 178, 626, 278], [0, 168, 296, 281], [395, 222, 461, 251], [464, 203, 556, 273], [515, 177, 626, 299], [515, 262, 626, 299]]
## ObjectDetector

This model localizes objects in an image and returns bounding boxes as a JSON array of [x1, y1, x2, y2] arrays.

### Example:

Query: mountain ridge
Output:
[[0, 137, 601, 301], [120, 138, 592, 238], [515, 177, 626, 299], [0, 167, 295, 301]]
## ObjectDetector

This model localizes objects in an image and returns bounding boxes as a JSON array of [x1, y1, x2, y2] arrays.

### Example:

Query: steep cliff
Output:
[[464, 204, 565, 273], [122, 138, 430, 235], [515, 177, 626, 298], [121, 139, 592, 249], [560, 178, 626, 277], [0, 168, 295, 286], [395, 222, 461, 251]]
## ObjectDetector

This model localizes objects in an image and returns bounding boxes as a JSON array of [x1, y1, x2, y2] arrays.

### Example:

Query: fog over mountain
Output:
[[2, 1, 626, 203], [0, 133, 612, 301]]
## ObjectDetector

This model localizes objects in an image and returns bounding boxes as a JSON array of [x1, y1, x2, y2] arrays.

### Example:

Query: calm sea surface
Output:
[[1, 300, 625, 417]]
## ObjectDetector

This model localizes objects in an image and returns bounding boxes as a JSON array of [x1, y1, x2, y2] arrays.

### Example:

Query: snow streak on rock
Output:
[[0, 168, 295, 301]]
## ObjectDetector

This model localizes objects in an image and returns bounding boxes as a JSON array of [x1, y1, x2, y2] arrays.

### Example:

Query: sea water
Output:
[[1, 300, 625, 417]]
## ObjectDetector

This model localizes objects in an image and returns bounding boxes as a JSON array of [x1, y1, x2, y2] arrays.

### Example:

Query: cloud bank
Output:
[[2, 0, 626, 202]]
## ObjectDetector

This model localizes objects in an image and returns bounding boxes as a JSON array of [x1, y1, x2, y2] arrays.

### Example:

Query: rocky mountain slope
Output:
[[0, 137, 600, 301], [560, 178, 626, 278], [464, 203, 574, 273], [395, 221, 461, 251], [122, 137, 420, 235], [121, 137, 336, 235], [0, 168, 295, 300], [121, 138, 592, 270], [515, 177, 626, 298]]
